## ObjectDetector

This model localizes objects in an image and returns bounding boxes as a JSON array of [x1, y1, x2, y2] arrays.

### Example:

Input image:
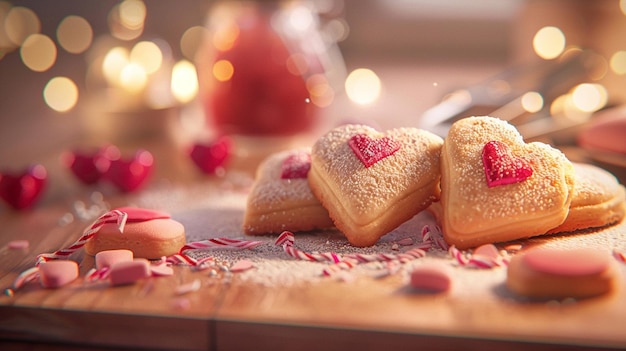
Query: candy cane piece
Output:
[[36, 209, 127, 265], [180, 238, 264, 253]]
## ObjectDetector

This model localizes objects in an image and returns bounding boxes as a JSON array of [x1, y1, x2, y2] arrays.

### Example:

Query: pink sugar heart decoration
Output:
[[280, 151, 311, 179], [348, 134, 401, 168], [482, 140, 533, 188], [0, 164, 47, 210], [189, 136, 231, 174], [63, 145, 114, 185], [106, 148, 154, 193]]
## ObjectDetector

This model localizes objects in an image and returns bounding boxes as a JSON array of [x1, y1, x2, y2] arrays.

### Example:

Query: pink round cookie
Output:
[[84, 207, 186, 259], [506, 246, 617, 299]]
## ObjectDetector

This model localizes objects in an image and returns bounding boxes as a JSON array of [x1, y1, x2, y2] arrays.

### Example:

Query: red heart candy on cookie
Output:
[[280, 151, 311, 179], [0, 164, 47, 210], [106, 148, 153, 193], [349, 134, 401, 168], [482, 140, 533, 187], [189, 136, 231, 174]]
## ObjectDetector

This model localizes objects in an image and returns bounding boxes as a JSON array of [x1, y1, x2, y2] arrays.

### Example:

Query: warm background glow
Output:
[[20, 33, 56, 72], [56, 15, 93, 54]]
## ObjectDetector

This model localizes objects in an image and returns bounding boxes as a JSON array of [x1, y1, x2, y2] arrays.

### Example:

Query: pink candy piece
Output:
[[39, 261, 79, 288], [230, 259, 255, 272], [95, 249, 134, 269], [473, 244, 500, 261], [522, 247, 610, 277], [409, 264, 452, 293], [7, 240, 29, 250], [150, 263, 174, 276], [109, 259, 151, 286]]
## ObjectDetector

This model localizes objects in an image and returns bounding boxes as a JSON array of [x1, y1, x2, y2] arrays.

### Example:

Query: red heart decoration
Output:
[[106, 148, 154, 193], [63, 145, 115, 185], [482, 140, 533, 187], [189, 136, 231, 174], [0, 164, 47, 210], [280, 151, 311, 179], [348, 134, 401, 168]]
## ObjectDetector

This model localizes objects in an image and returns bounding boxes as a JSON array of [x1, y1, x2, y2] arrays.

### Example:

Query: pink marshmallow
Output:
[[95, 249, 134, 270], [39, 261, 79, 288], [410, 263, 452, 293], [473, 243, 500, 261], [109, 258, 151, 286], [7, 240, 29, 250]]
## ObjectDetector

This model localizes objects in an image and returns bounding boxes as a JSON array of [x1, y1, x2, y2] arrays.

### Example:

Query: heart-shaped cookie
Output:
[[308, 124, 443, 247], [439, 116, 575, 249], [243, 148, 333, 235]]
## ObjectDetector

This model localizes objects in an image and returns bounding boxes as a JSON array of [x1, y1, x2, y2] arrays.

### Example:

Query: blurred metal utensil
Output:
[[419, 49, 600, 138]]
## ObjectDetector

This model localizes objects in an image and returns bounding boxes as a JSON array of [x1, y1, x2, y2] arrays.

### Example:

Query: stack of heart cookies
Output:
[[243, 116, 626, 249]]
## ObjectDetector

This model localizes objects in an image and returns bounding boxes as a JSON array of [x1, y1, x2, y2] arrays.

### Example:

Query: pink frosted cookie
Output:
[[84, 207, 186, 259], [506, 246, 617, 299], [439, 116, 575, 249], [243, 149, 334, 235], [308, 124, 443, 247]]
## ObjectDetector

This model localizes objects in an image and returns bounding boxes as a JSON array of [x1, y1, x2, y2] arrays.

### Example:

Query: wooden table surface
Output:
[[1, 61, 626, 351]]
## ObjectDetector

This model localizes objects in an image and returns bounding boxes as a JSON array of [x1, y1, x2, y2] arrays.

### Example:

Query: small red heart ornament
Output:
[[0, 164, 47, 210], [63, 145, 115, 185], [106, 148, 154, 192], [482, 140, 533, 187], [280, 151, 311, 179], [189, 136, 231, 174], [348, 134, 401, 168]]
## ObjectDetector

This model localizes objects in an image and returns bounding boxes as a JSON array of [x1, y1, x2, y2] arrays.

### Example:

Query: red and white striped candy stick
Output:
[[36, 209, 127, 266], [274, 231, 342, 263], [7, 210, 127, 294], [322, 258, 359, 276], [422, 224, 448, 251], [345, 247, 427, 264], [179, 237, 264, 253], [613, 248, 626, 264]]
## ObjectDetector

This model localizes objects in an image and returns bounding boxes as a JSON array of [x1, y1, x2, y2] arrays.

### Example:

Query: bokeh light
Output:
[[102, 46, 130, 86], [57, 15, 93, 54], [130, 40, 162, 74], [212, 59, 234, 82], [533, 26, 565, 60], [43, 76, 78, 112], [109, 0, 145, 41], [119, 62, 147, 93], [571, 83, 607, 113], [180, 25, 208, 60], [20, 33, 56, 72], [4, 6, 40, 46], [171, 59, 198, 103], [610, 51, 626, 75], [345, 68, 381, 105], [521, 91, 543, 113], [306, 73, 334, 107]]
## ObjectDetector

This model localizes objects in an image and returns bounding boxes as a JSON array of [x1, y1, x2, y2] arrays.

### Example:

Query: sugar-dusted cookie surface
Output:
[[440, 116, 575, 249], [547, 162, 625, 234], [308, 124, 443, 247], [243, 148, 334, 235]]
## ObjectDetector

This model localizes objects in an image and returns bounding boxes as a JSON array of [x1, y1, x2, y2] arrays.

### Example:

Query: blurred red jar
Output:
[[196, 0, 339, 137]]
